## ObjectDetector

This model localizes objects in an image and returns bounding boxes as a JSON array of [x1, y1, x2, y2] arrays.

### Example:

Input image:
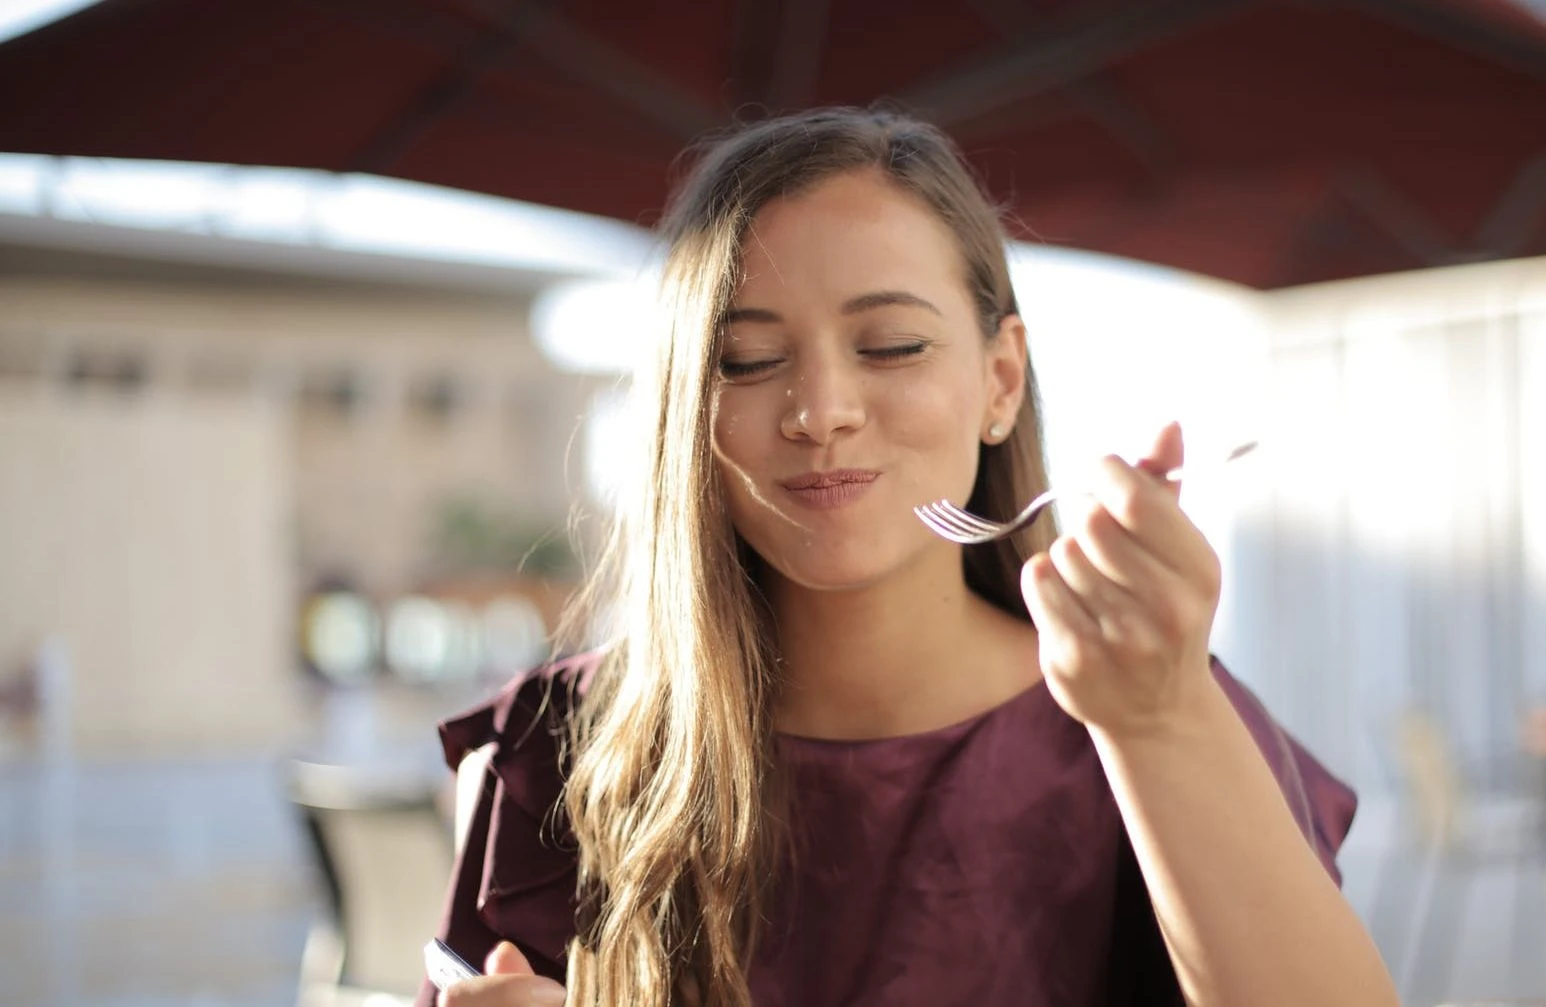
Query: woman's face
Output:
[[711, 168, 1026, 593]]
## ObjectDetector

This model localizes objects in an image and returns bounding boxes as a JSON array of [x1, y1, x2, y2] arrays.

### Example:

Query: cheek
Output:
[[881, 374, 985, 500], [711, 393, 768, 522], [712, 391, 757, 473], [883, 373, 983, 449]]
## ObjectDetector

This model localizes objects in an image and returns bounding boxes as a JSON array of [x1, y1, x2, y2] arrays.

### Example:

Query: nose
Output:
[[779, 357, 865, 444]]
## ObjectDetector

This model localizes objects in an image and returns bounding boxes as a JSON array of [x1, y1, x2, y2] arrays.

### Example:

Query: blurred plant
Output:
[[431, 496, 578, 578]]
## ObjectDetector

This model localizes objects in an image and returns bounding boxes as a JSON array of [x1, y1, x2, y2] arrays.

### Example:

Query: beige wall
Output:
[[0, 386, 297, 754], [0, 269, 599, 754]]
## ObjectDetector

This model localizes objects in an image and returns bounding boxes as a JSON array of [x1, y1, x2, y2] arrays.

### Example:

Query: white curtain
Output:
[[1221, 257, 1546, 796]]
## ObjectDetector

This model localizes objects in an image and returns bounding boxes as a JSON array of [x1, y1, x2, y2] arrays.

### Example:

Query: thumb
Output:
[[1136, 421, 1184, 499], [485, 941, 536, 976]]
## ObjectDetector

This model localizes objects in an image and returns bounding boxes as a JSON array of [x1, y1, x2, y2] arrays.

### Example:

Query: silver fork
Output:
[[914, 440, 1259, 544]]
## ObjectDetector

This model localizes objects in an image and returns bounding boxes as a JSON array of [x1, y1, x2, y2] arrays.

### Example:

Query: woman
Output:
[[422, 107, 1397, 1007]]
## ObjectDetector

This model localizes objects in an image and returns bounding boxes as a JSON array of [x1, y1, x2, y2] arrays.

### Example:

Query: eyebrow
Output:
[[721, 290, 943, 326]]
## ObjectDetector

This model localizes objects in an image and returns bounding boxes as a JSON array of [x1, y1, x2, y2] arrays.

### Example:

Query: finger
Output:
[[1090, 455, 1210, 576], [444, 973, 567, 1006], [1073, 500, 1178, 603], [1048, 532, 1138, 623], [486, 941, 535, 976], [1049, 533, 1168, 653], [1021, 552, 1100, 645], [1136, 421, 1184, 500]]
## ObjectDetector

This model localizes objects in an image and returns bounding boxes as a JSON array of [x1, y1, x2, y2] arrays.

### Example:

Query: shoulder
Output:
[[1209, 656, 1359, 884], [427, 654, 601, 987], [438, 650, 603, 818], [439, 651, 602, 767]]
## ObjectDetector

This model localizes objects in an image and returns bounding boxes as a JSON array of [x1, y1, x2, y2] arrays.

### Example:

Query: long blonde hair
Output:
[[558, 106, 1057, 1007]]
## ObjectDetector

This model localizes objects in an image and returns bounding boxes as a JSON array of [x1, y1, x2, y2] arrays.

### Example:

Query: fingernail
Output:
[[530, 979, 568, 1005]]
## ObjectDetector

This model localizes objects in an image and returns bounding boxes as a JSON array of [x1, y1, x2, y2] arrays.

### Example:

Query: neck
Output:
[[767, 547, 1040, 740]]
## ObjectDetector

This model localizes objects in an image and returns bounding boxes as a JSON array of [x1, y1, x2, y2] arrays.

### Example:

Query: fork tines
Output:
[[913, 501, 1000, 543]]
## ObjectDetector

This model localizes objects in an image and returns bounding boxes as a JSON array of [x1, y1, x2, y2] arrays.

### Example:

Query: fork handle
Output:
[[1140, 440, 1258, 483]]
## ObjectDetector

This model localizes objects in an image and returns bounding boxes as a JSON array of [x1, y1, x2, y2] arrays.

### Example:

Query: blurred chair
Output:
[[0, 665, 38, 758], [287, 758, 455, 1007], [0, 638, 62, 760], [1375, 711, 1546, 1005]]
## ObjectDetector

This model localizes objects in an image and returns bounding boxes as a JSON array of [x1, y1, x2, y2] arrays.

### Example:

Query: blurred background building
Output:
[[0, 154, 648, 1006], [1, 0, 1544, 1005], [0, 203, 610, 752]]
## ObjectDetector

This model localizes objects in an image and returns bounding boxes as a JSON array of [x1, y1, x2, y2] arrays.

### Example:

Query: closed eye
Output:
[[718, 357, 781, 380], [862, 342, 929, 362]]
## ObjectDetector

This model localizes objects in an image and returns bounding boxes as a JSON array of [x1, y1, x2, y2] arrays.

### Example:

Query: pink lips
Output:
[[779, 469, 880, 510]]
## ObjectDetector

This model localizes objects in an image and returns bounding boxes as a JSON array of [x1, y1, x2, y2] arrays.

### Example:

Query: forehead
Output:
[[734, 170, 968, 305]]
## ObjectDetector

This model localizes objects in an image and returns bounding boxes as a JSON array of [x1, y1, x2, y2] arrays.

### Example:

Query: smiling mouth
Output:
[[779, 470, 880, 510], [781, 470, 881, 491]]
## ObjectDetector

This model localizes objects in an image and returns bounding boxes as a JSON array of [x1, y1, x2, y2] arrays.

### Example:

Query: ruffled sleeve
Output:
[[1211, 657, 1358, 885], [411, 653, 598, 1007]]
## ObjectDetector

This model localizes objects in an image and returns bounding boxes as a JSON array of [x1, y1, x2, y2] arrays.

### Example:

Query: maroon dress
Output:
[[416, 652, 1356, 1006]]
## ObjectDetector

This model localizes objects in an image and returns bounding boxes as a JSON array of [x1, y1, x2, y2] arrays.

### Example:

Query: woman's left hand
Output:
[[1020, 421, 1222, 739]]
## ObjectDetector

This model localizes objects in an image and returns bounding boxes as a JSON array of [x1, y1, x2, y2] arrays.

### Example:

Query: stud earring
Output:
[[988, 423, 1007, 441]]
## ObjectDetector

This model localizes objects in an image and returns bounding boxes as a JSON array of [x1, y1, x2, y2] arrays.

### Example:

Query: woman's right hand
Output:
[[439, 941, 567, 1006]]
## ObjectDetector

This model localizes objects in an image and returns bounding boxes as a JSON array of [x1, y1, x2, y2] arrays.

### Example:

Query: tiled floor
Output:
[[0, 758, 317, 1007], [1, 756, 1542, 1006]]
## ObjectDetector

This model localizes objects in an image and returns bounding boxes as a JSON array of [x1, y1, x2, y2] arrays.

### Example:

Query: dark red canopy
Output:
[[2, 0, 1544, 287]]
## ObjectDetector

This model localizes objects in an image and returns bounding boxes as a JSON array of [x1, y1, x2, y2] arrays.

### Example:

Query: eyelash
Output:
[[863, 342, 928, 362], [718, 358, 778, 379], [717, 341, 929, 379]]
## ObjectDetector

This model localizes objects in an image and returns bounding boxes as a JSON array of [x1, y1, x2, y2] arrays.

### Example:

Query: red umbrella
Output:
[[1, 0, 1544, 288]]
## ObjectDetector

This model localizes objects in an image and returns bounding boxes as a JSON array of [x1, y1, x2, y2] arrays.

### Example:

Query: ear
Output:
[[981, 313, 1028, 441]]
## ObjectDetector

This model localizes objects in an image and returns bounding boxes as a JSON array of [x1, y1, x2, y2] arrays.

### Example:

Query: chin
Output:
[[753, 541, 901, 595], [781, 567, 888, 594]]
